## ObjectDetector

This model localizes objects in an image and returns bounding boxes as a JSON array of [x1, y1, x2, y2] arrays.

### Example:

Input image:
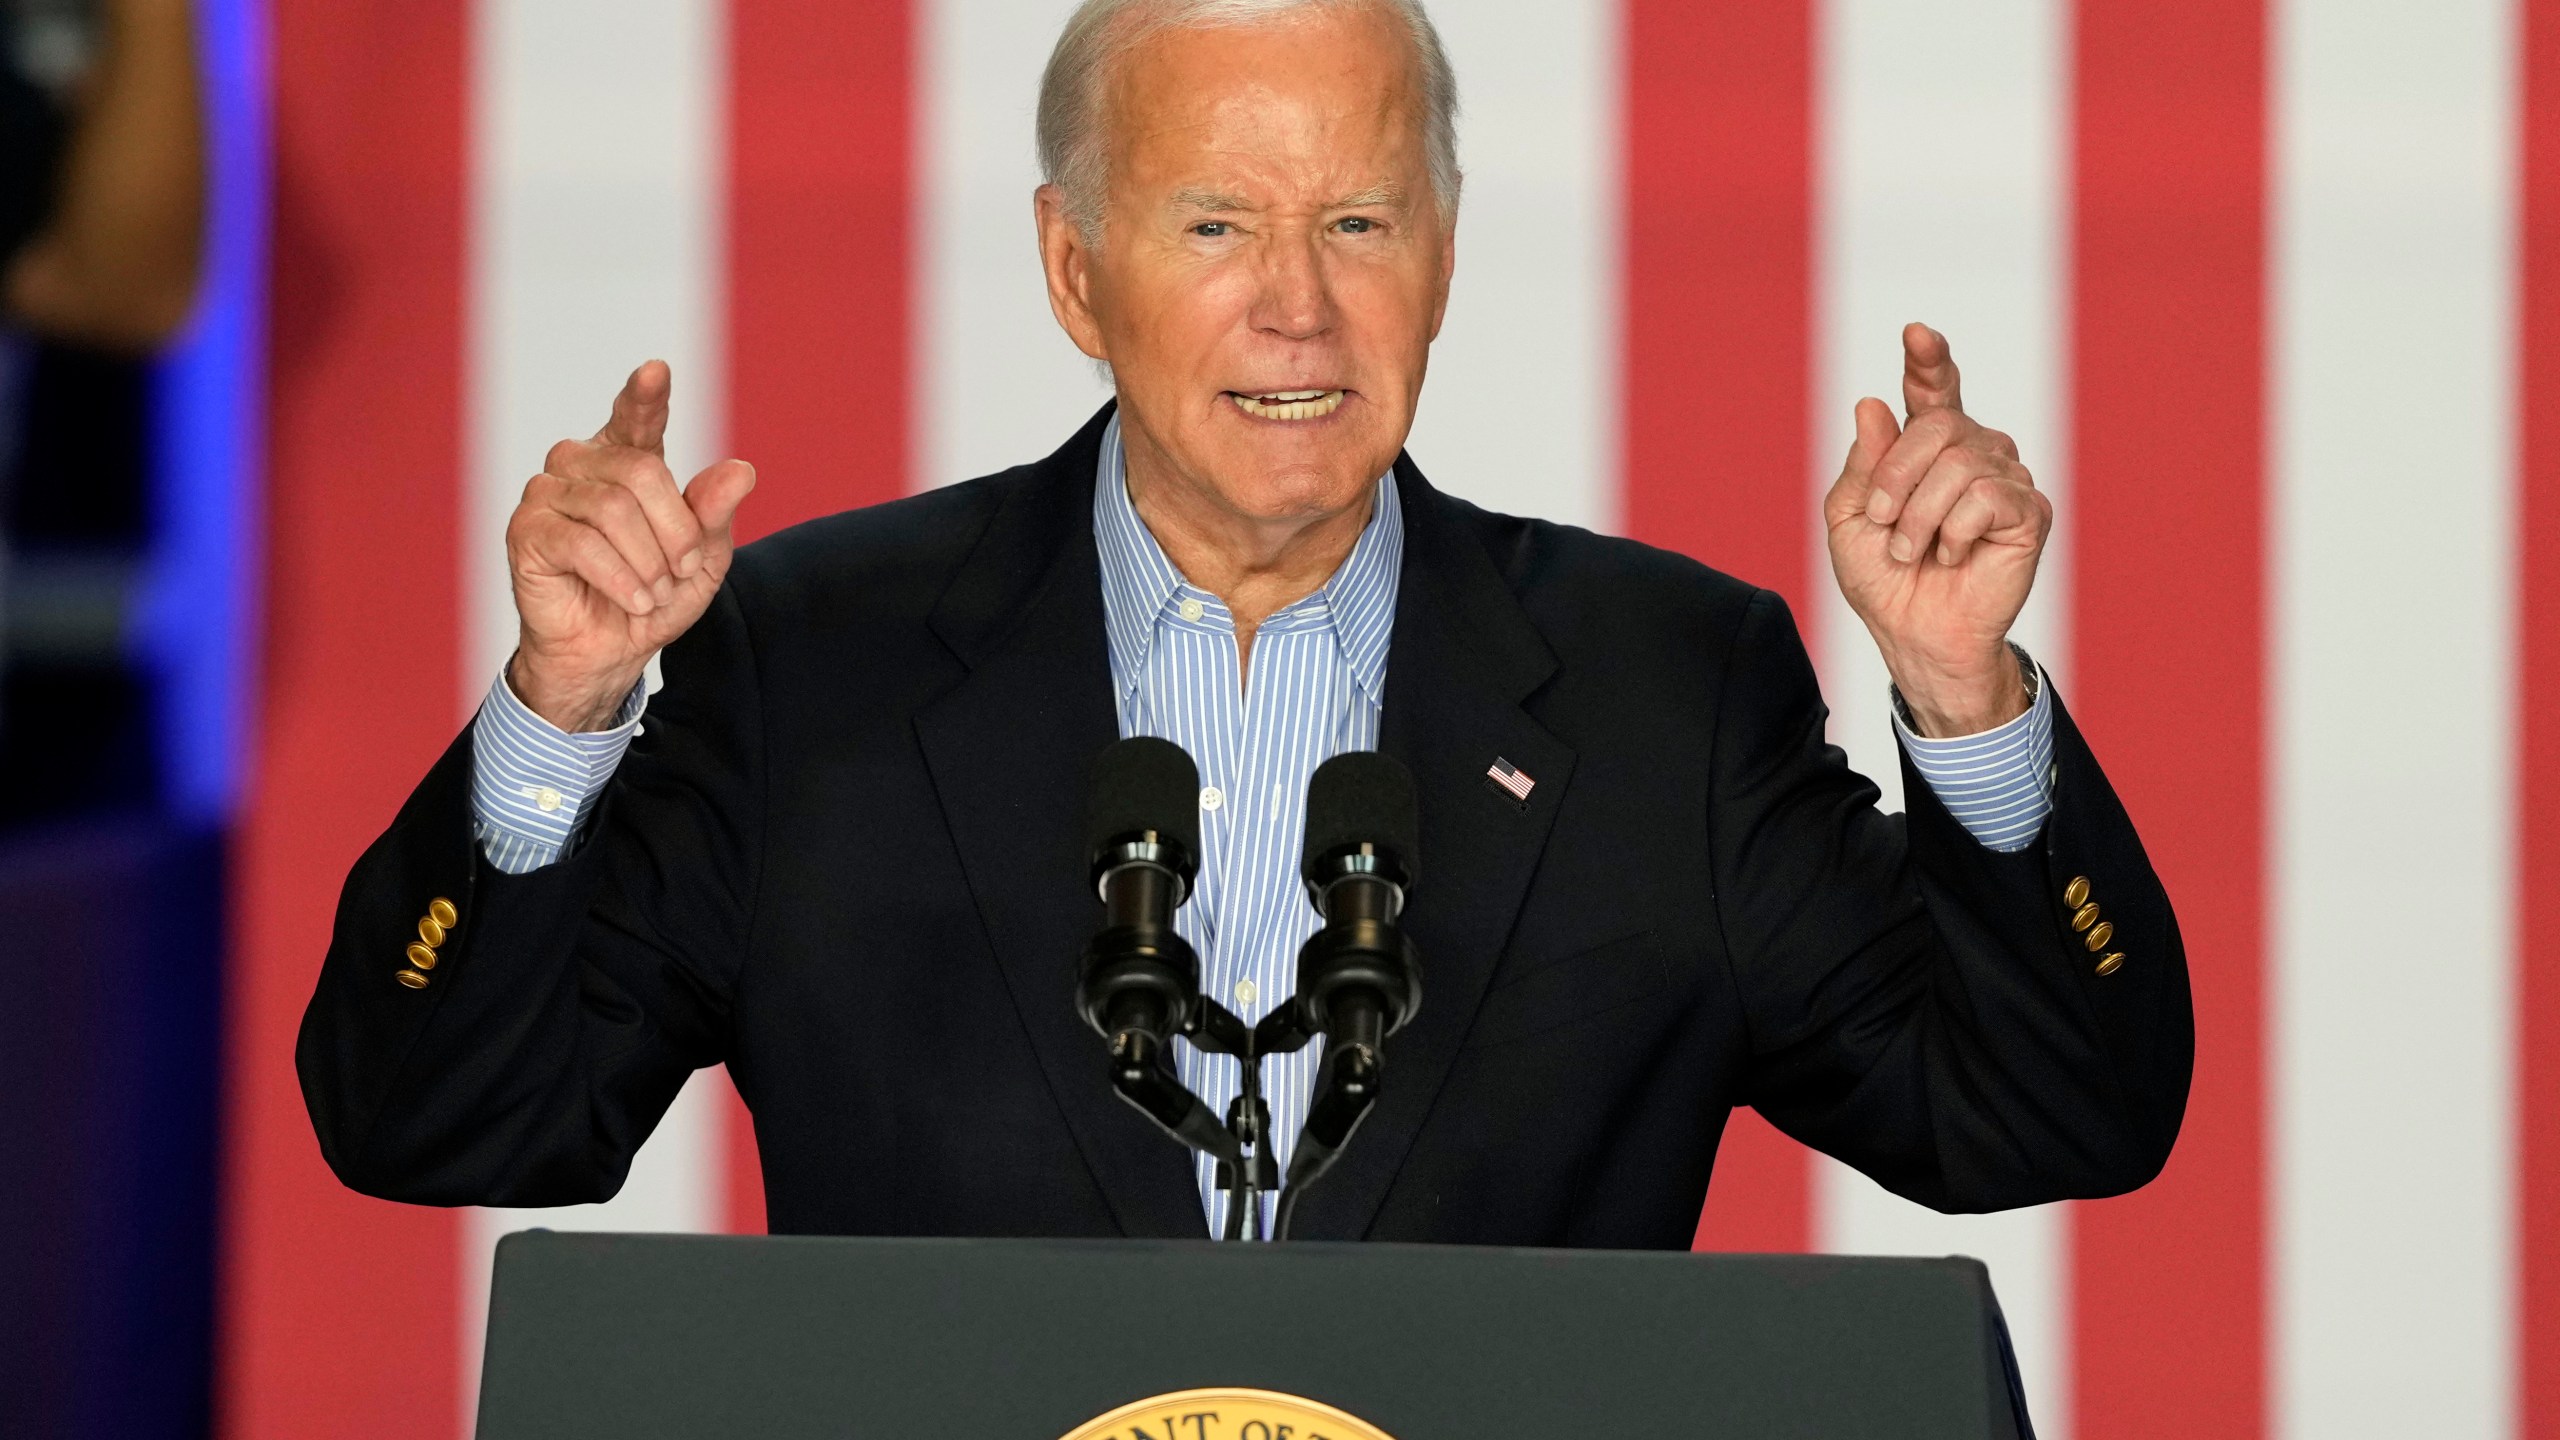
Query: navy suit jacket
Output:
[[299, 404, 2192, 1244]]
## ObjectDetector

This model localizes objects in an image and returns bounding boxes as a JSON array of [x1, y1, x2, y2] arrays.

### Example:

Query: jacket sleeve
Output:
[[1710, 588, 2193, 1212], [295, 580, 766, 1208]]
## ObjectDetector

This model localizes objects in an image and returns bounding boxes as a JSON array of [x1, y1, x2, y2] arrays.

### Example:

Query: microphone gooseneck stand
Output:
[[1259, 751, 1423, 1239], [1076, 740, 1422, 1241], [1075, 738, 1273, 1239]]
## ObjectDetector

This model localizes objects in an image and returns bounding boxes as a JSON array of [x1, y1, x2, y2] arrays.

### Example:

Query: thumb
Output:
[[597, 360, 673, 455], [684, 458, 757, 553], [1827, 397, 1901, 519]]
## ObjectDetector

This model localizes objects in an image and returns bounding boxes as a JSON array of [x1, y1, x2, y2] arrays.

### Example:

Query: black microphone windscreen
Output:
[[1086, 736, 1202, 859], [1300, 750, 1419, 887]]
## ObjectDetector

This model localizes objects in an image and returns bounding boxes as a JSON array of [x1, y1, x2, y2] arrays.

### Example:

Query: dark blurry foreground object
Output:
[[0, 815, 221, 1438], [0, 0, 205, 830], [0, 17, 215, 1440]]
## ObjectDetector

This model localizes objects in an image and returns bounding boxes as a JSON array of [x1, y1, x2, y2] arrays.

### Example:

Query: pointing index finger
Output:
[[596, 360, 673, 456], [1900, 322, 1964, 417]]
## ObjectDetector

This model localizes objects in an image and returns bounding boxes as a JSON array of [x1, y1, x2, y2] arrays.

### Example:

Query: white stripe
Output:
[[461, 0, 730, 1421], [465, 0, 729, 690], [919, 0, 1114, 491], [2270, 0, 2517, 1431], [1401, 0, 1617, 530], [1811, 0, 2073, 1429]]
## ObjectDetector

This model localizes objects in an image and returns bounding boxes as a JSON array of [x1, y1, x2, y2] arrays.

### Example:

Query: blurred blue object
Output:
[[134, 0, 266, 825]]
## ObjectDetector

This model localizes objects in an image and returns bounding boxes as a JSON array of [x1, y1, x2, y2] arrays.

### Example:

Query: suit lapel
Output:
[[912, 406, 1205, 1239], [1284, 459, 1577, 1240]]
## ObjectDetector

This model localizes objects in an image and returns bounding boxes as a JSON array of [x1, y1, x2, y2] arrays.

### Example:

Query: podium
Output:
[[475, 1232, 2033, 1438]]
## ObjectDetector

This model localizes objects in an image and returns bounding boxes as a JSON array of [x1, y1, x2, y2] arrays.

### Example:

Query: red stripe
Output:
[[2519, 0, 2560, 1426], [718, 1070, 767, 1234], [724, 0, 914, 543], [1621, 0, 1817, 1254], [223, 2, 469, 1435], [2066, 2, 2267, 1434], [721, 0, 914, 1226]]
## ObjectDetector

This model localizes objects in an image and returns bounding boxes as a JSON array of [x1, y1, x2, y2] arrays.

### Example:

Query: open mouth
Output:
[[1228, 389, 1346, 421]]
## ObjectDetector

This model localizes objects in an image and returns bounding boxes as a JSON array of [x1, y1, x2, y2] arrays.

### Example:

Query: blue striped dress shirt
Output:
[[468, 415, 2057, 1237]]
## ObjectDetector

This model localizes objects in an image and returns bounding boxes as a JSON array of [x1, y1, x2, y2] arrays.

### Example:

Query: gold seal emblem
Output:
[[1060, 1386, 1397, 1440]]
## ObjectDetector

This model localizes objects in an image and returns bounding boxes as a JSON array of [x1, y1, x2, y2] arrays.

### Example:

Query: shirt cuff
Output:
[[468, 667, 648, 874], [1891, 643, 2056, 854]]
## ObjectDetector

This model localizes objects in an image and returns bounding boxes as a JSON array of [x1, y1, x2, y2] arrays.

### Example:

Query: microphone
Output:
[[1271, 750, 1422, 1239], [1074, 737, 1205, 1087], [1292, 749, 1423, 1055]]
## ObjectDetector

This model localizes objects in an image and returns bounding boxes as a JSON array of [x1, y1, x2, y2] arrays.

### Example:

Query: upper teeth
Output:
[[1233, 389, 1344, 420]]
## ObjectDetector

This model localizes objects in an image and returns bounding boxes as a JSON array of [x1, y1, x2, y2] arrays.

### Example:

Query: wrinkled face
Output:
[[1038, 5, 1455, 528]]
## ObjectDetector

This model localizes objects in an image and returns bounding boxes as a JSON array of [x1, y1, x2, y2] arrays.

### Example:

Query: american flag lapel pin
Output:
[[1484, 756, 1536, 808]]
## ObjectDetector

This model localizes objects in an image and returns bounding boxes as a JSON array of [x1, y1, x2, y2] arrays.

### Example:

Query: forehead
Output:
[[1101, 8, 1429, 187]]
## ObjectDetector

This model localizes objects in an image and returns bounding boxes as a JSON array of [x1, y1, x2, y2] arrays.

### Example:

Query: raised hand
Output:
[[504, 361, 756, 732], [1823, 323, 2051, 737]]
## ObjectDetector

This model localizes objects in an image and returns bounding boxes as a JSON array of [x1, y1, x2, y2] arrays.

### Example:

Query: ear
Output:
[[1034, 184, 1110, 362]]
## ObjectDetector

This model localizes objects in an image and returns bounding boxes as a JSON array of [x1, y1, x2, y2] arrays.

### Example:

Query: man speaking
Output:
[[300, 0, 2189, 1245]]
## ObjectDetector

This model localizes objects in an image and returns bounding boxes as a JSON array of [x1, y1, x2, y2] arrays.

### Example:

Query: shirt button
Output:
[[1178, 597, 1204, 622], [533, 786, 564, 813], [1199, 786, 1224, 812], [1234, 978, 1258, 1005]]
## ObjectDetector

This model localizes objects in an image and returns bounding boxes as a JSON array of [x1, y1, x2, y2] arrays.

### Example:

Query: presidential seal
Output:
[[1060, 1387, 1397, 1440]]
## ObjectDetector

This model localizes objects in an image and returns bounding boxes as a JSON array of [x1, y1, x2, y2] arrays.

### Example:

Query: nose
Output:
[[1248, 228, 1333, 342]]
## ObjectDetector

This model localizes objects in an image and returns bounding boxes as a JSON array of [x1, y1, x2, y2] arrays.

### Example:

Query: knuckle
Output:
[[544, 439, 586, 474], [596, 484, 642, 523], [624, 458, 678, 500], [579, 532, 631, 579], [515, 506, 575, 550]]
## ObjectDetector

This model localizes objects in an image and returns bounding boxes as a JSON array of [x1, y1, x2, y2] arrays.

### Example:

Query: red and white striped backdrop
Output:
[[226, 0, 2559, 1435]]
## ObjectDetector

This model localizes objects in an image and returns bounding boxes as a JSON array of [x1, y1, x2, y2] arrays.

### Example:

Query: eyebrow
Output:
[[1330, 182, 1408, 209], [1170, 188, 1253, 213], [1165, 182, 1412, 214]]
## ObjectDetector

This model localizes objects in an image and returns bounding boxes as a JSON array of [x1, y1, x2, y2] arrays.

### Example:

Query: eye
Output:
[[1336, 216, 1379, 234], [1191, 221, 1232, 238]]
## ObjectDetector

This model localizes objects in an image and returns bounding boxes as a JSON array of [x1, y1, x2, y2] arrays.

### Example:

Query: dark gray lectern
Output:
[[476, 1232, 2032, 1439]]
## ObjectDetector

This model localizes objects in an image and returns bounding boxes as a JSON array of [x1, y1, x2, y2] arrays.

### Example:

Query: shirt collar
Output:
[[1092, 413, 1402, 709]]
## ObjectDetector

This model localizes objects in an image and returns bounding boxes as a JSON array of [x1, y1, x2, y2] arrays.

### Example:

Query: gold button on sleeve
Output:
[[2071, 902, 2101, 933], [2095, 952, 2126, 976], [2064, 876, 2091, 909], [2084, 921, 2116, 952], [396, 969, 431, 990], [418, 916, 446, 948], [428, 897, 459, 930], [406, 942, 439, 971]]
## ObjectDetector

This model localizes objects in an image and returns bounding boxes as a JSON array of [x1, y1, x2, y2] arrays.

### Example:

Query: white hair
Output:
[[1036, 0, 1463, 243]]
